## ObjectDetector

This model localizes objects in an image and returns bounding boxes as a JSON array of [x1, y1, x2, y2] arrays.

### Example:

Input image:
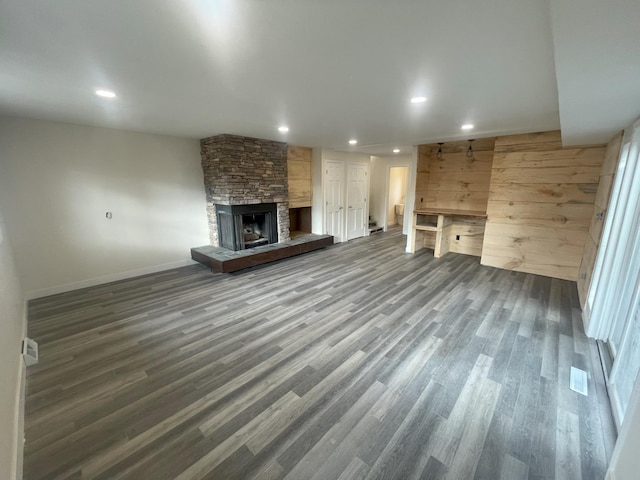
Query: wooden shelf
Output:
[[414, 208, 487, 218], [415, 225, 438, 232], [410, 209, 487, 257]]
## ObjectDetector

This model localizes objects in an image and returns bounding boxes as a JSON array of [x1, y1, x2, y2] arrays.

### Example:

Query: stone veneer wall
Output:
[[200, 134, 290, 246]]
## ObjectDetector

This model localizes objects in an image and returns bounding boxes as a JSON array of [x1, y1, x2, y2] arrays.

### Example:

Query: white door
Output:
[[587, 117, 640, 427], [324, 160, 345, 241], [346, 163, 368, 240]]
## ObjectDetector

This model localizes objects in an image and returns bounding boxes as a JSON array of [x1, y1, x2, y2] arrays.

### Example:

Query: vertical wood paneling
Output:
[[576, 131, 624, 307], [287, 145, 313, 208], [481, 131, 605, 281]]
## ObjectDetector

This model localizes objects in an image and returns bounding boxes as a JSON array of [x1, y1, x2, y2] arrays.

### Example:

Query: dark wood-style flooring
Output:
[[24, 230, 616, 479]]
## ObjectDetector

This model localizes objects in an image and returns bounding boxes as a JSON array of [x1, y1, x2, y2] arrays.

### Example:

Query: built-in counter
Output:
[[411, 208, 487, 257]]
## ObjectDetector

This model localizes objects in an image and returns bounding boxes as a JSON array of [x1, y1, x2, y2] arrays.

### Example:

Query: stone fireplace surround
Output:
[[201, 134, 290, 248]]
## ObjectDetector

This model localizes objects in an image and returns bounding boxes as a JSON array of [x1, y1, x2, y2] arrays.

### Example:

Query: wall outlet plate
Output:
[[22, 337, 39, 366]]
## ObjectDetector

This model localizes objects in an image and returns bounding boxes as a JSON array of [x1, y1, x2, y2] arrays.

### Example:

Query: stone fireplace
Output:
[[201, 134, 290, 249]]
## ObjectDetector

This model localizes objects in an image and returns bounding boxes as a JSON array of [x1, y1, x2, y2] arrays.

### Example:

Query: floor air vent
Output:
[[570, 367, 588, 396]]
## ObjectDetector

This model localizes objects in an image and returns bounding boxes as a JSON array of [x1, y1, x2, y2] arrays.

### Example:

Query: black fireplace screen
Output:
[[216, 203, 278, 251]]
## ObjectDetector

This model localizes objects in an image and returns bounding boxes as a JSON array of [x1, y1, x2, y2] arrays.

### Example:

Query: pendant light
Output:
[[466, 139, 475, 158]]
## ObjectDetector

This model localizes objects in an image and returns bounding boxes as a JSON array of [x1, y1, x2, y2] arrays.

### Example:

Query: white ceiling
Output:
[[550, 0, 640, 145], [0, 1, 637, 153]]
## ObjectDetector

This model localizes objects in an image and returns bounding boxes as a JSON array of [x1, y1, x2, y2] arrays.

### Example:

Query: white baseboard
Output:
[[25, 259, 198, 300]]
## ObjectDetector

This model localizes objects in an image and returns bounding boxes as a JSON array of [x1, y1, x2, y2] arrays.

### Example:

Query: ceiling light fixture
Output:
[[349, 139, 358, 145], [95, 89, 117, 98], [461, 123, 474, 131], [410, 96, 427, 104], [467, 139, 475, 158], [436, 142, 444, 160], [393, 148, 400, 153], [278, 126, 289, 133]]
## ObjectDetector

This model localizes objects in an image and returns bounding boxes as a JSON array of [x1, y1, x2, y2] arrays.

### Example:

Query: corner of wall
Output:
[[311, 148, 324, 235], [14, 353, 26, 480]]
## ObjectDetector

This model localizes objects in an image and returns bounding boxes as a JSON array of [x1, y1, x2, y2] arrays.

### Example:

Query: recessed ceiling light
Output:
[[349, 139, 358, 145], [278, 126, 289, 133], [393, 148, 400, 153], [410, 96, 427, 104], [95, 89, 117, 98], [461, 123, 474, 131]]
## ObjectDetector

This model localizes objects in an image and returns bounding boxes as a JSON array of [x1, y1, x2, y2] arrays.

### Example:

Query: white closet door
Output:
[[346, 163, 368, 240], [324, 160, 345, 242]]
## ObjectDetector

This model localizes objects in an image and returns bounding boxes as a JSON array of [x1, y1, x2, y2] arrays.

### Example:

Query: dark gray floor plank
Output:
[[22, 229, 615, 480]]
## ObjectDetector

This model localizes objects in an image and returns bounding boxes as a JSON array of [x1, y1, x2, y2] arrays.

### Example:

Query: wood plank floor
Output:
[[24, 230, 616, 480]]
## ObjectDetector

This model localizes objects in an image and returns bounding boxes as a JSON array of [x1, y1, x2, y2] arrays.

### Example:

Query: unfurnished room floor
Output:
[[23, 230, 615, 480]]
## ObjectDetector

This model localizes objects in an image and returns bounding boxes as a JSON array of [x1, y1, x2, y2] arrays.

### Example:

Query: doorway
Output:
[[386, 166, 408, 230]]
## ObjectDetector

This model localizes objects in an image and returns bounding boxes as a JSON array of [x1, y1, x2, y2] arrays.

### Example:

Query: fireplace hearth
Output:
[[216, 203, 278, 251]]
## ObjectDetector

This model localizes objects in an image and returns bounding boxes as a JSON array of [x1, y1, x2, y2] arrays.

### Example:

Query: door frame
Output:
[[383, 164, 410, 232], [586, 116, 640, 427]]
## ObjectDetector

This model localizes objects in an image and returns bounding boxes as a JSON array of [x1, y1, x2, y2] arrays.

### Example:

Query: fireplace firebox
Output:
[[215, 203, 278, 251]]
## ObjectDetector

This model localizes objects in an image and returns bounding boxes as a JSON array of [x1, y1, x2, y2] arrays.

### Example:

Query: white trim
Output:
[[25, 259, 197, 300]]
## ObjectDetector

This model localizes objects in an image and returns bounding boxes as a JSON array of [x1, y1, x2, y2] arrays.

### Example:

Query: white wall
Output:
[[311, 148, 324, 235], [0, 206, 26, 480], [0, 116, 209, 297], [404, 146, 419, 251]]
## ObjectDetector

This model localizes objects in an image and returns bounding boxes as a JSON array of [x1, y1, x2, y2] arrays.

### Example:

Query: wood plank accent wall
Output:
[[416, 138, 495, 212], [287, 145, 313, 208], [415, 138, 495, 256], [449, 217, 486, 257], [481, 131, 606, 281], [576, 131, 624, 307]]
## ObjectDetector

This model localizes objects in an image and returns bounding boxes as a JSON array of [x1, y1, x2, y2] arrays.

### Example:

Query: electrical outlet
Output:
[[22, 338, 38, 366], [106, 212, 113, 219], [456, 235, 460, 240]]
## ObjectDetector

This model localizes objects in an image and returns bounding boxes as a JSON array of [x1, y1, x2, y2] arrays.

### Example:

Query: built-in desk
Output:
[[411, 208, 487, 257]]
